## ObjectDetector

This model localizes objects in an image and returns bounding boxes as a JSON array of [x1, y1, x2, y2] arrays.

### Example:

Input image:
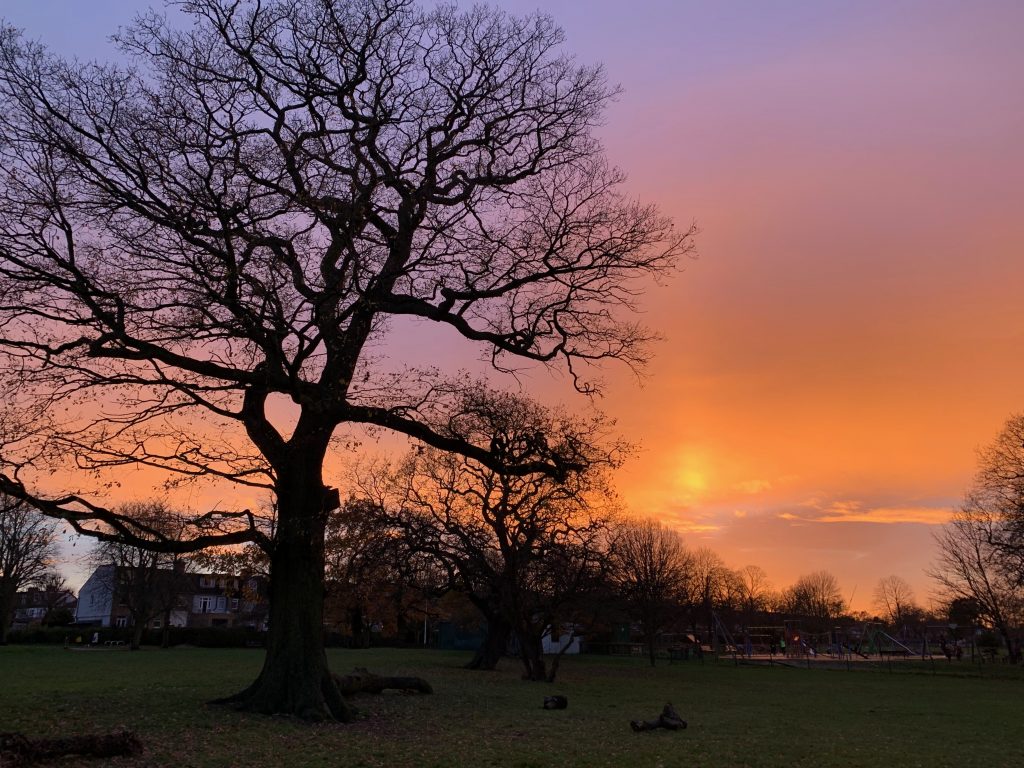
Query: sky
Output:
[[4, 1, 1023, 610]]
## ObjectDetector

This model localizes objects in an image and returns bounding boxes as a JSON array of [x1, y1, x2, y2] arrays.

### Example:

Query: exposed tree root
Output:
[[0, 730, 142, 767], [210, 675, 356, 723], [211, 668, 431, 723], [630, 702, 687, 732]]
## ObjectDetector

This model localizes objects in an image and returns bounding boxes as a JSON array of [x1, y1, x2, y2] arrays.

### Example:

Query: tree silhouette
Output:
[[608, 518, 688, 666], [0, 494, 58, 644], [784, 570, 845, 629], [387, 390, 617, 682], [871, 575, 916, 627], [0, 0, 688, 719]]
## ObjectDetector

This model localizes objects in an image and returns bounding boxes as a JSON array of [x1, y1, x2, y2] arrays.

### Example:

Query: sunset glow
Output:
[[5, 0, 1023, 610]]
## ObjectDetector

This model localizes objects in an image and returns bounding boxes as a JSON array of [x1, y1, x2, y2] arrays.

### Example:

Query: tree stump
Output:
[[630, 703, 687, 732], [0, 730, 142, 767]]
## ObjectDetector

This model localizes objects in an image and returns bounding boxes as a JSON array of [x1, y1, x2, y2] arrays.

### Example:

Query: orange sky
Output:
[[580, 0, 1024, 609], [8, 1, 1024, 610]]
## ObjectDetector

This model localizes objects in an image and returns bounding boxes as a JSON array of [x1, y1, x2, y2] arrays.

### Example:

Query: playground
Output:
[[699, 614, 999, 672]]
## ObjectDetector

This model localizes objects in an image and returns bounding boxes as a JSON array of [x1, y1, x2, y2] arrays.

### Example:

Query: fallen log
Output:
[[630, 702, 687, 732], [332, 668, 433, 695], [0, 730, 142, 767]]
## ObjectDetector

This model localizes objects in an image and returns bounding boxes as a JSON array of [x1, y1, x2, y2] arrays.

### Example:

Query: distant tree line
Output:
[[7, 403, 1024, 669]]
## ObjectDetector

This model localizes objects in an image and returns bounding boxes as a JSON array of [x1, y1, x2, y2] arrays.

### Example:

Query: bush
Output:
[[141, 626, 265, 648], [5, 625, 267, 648], [6, 627, 73, 644]]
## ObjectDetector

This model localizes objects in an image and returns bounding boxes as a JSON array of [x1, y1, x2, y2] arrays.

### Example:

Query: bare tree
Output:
[[91, 501, 192, 650], [322, 497, 443, 646], [0, 0, 688, 719], [735, 564, 772, 616], [34, 572, 75, 626], [929, 504, 1022, 659], [926, 414, 1024, 661], [784, 570, 846, 628], [607, 518, 688, 666], [391, 389, 619, 682], [871, 575, 917, 627], [970, 414, 1024, 580], [0, 493, 59, 644], [682, 546, 731, 634]]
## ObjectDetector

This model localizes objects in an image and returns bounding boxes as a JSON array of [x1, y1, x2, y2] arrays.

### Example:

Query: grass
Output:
[[1, 646, 1022, 767]]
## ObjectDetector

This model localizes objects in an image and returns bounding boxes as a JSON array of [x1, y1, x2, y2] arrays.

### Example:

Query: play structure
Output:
[[708, 615, 946, 665]]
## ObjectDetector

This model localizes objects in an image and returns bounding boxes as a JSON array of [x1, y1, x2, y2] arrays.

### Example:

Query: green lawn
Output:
[[1, 646, 1022, 767]]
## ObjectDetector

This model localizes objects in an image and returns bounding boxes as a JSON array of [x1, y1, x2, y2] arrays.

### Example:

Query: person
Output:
[[91, 631, 99, 646], [780, 636, 787, 657]]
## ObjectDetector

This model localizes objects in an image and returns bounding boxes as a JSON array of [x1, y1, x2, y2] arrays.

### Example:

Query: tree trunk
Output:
[[545, 626, 577, 683], [516, 625, 547, 681], [129, 618, 145, 651], [161, 608, 171, 649], [350, 602, 368, 648], [995, 621, 1015, 664], [0, 582, 14, 645], [643, 609, 657, 667], [466, 613, 511, 670], [216, 453, 354, 722]]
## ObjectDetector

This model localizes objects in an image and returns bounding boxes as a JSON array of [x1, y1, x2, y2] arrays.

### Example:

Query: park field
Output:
[[1, 646, 1022, 767]]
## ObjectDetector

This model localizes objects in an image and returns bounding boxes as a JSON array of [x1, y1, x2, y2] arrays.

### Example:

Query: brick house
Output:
[[10, 586, 77, 630], [74, 565, 267, 631]]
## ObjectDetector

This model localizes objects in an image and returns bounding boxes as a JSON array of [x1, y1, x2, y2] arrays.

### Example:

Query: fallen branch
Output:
[[630, 702, 687, 732], [332, 668, 433, 695], [0, 730, 142, 767]]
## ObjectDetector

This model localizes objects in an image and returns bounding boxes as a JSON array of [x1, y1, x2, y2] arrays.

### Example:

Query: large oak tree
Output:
[[0, 0, 688, 719]]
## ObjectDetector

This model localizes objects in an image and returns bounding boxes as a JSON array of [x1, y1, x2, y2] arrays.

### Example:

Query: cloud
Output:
[[676, 523, 722, 533], [735, 479, 773, 494], [777, 499, 954, 526], [816, 506, 953, 525]]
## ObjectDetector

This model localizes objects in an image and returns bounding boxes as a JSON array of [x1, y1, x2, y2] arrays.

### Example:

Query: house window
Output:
[[196, 597, 213, 613], [216, 596, 227, 612], [115, 617, 128, 628], [152, 620, 162, 629], [231, 598, 239, 612]]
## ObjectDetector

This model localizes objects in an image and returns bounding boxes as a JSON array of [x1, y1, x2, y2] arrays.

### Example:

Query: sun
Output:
[[673, 449, 711, 500]]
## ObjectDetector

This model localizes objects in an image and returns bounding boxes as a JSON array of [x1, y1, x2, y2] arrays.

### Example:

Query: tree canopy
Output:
[[0, 0, 688, 719]]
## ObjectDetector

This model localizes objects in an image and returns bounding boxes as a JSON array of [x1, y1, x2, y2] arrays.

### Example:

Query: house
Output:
[[74, 565, 116, 627], [74, 565, 268, 632], [11, 586, 78, 630]]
